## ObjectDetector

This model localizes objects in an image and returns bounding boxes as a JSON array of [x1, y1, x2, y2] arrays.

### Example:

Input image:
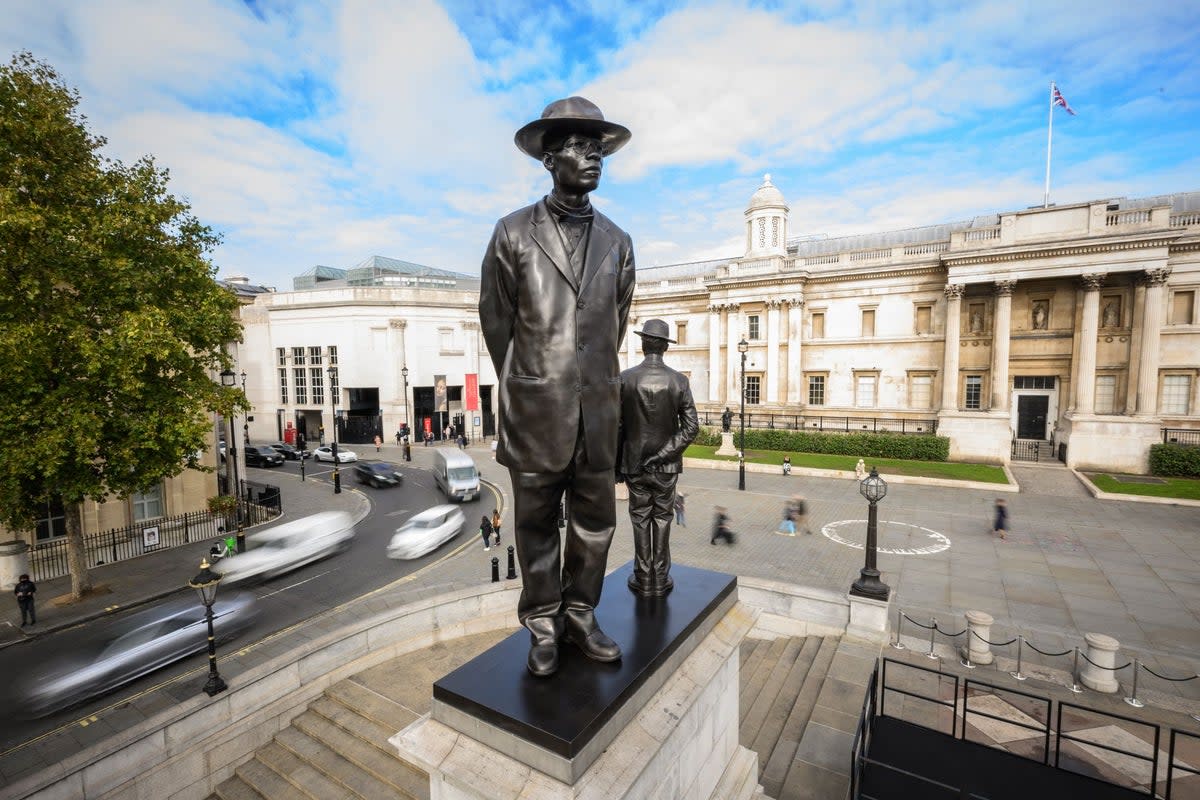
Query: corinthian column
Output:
[[786, 299, 804, 404], [1074, 274, 1105, 414], [766, 300, 781, 403], [708, 305, 722, 403], [941, 284, 964, 410], [1135, 268, 1171, 415], [990, 281, 1015, 410], [726, 303, 741, 402]]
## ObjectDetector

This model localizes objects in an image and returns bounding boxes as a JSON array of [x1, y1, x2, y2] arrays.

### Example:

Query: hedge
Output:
[[696, 427, 950, 461], [1149, 443, 1200, 477]]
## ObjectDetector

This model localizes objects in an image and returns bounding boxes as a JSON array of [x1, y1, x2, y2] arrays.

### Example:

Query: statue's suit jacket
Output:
[[480, 199, 636, 474], [618, 355, 699, 476]]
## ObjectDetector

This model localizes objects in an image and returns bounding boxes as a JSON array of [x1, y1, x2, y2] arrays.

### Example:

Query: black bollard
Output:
[[300, 458, 306, 481], [491, 557, 500, 583], [506, 545, 517, 580]]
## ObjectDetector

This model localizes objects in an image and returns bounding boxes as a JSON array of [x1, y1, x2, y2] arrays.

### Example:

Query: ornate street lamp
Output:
[[219, 370, 241, 539], [850, 467, 891, 600], [401, 365, 411, 462], [737, 337, 749, 491], [236, 370, 248, 553], [188, 559, 227, 696], [327, 365, 341, 494]]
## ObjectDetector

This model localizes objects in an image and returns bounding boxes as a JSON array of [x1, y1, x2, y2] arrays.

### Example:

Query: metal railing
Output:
[[1010, 439, 1045, 462], [1161, 428, 1200, 446], [699, 411, 938, 435]]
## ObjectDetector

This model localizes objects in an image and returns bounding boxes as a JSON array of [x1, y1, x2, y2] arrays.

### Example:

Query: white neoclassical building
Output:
[[626, 178, 1200, 472]]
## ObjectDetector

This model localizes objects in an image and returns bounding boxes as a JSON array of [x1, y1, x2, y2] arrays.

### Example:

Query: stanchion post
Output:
[[961, 629, 976, 669], [1069, 647, 1084, 693], [1010, 635, 1026, 681], [490, 556, 500, 583], [1124, 660, 1145, 708], [890, 607, 906, 650], [926, 617, 938, 660], [505, 545, 517, 580]]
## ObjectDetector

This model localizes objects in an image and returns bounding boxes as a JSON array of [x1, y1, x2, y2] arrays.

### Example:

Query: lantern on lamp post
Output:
[[850, 467, 891, 600]]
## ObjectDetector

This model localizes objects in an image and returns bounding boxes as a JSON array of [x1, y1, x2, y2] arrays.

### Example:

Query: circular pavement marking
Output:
[[821, 519, 951, 555]]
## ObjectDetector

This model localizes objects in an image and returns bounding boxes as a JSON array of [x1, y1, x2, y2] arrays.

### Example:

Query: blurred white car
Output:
[[387, 505, 466, 560], [214, 510, 355, 584], [313, 446, 357, 463]]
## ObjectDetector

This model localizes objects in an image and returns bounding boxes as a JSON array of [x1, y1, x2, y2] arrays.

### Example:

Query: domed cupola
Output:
[[744, 173, 789, 258]]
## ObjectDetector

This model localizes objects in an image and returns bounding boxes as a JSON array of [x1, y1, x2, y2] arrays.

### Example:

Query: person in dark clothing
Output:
[[14, 573, 36, 627], [993, 498, 1009, 540], [711, 506, 735, 545], [480, 515, 494, 551]]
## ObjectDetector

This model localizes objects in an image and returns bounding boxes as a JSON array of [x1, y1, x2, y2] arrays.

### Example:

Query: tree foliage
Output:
[[0, 53, 246, 592]]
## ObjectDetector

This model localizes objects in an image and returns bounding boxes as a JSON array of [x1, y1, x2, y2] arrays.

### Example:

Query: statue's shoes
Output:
[[527, 641, 559, 676], [566, 627, 622, 663]]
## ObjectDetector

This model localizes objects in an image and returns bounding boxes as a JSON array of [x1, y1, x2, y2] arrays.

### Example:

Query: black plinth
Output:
[[432, 560, 736, 775]]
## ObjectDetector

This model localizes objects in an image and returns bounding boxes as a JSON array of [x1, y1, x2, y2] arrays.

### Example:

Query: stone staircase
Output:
[[212, 630, 857, 800]]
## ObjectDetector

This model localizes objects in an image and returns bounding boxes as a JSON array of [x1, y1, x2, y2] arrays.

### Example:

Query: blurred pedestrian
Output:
[[395, 430, 402, 444], [992, 498, 1009, 540], [480, 514, 494, 552], [491, 508, 503, 547], [855, 458, 866, 480], [782, 455, 791, 475], [792, 494, 812, 535], [674, 493, 686, 527], [778, 501, 796, 535], [711, 506, 735, 545], [374, 434, 383, 452], [14, 573, 36, 627]]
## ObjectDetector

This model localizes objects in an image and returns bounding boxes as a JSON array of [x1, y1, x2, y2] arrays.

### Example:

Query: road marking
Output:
[[821, 519, 951, 555], [385, 509, 411, 517], [257, 570, 335, 599]]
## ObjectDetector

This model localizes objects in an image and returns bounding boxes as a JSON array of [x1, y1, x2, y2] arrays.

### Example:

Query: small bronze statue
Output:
[[479, 97, 635, 676], [618, 319, 699, 596], [721, 407, 733, 432]]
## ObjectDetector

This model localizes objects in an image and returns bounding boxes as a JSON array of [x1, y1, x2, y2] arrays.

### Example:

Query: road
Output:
[[0, 455, 495, 753]]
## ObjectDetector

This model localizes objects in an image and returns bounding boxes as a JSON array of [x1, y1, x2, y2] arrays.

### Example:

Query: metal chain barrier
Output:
[[1126, 660, 1200, 709]]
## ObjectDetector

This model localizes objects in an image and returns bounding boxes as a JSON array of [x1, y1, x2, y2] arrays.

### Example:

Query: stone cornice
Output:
[[942, 231, 1179, 267]]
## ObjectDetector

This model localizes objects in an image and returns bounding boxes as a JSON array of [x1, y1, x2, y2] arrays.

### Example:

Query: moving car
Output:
[[354, 461, 403, 488], [432, 449, 480, 502], [387, 505, 466, 560], [313, 445, 357, 463], [269, 442, 310, 460], [213, 511, 356, 584], [16, 591, 258, 717], [244, 445, 285, 467]]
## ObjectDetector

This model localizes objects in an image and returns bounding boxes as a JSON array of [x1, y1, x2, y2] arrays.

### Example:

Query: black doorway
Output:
[[1016, 395, 1049, 439]]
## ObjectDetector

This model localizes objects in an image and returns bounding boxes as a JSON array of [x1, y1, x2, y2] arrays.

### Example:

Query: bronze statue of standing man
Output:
[[479, 97, 635, 676]]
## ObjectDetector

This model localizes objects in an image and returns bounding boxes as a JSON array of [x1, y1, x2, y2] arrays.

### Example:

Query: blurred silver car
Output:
[[213, 510, 355, 584], [387, 505, 466, 560], [17, 591, 258, 717]]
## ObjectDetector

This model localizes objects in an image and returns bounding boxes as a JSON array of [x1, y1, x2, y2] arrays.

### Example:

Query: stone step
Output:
[[740, 638, 806, 750], [290, 709, 426, 799], [211, 774, 266, 800], [740, 637, 795, 724], [329, 678, 418, 732], [255, 740, 356, 800], [772, 636, 842, 800], [747, 636, 823, 767], [740, 637, 771, 689], [231, 755, 307, 800], [709, 745, 762, 800], [308, 695, 398, 758], [275, 723, 411, 800]]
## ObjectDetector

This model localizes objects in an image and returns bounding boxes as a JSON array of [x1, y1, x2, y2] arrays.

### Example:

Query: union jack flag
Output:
[[1052, 84, 1076, 115]]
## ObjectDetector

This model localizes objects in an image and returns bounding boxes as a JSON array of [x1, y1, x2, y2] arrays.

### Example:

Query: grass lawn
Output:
[[1086, 473, 1200, 501], [684, 444, 1010, 484]]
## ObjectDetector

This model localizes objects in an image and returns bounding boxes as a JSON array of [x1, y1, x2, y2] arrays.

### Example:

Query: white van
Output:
[[433, 449, 481, 502]]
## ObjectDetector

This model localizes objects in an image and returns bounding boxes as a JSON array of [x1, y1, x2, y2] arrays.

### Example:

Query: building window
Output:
[[807, 375, 826, 406], [745, 375, 761, 405], [914, 305, 932, 335], [861, 309, 875, 337], [1014, 376, 1056, 389], [964, 375, 983, 410], [292, 346, 306, 366], [747, 314, 761, 340], [675, 320, 687, 345], [278, 369, 288, 404], [811, 312, 825, 339], [855, 374, 877, 408], [35, 495, 66, 542], [1171, 290, 1195, 325], [310, 367, 325, 406], [439, 327, 455, 353], [293, 368, 307, 405], [1095, 375, 1117, 414], [276, 347, 287, 366], [131, 484, 164, 522], [909, 373, 933, 409], [327, 345, 338, 365], [1160, 375, 1191, 415], [309, 346, 323, 365]]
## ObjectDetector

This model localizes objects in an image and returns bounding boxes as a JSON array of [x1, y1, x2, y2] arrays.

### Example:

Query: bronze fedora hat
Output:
[[634, 318, 675, 343], [514, 96, 631, 160]]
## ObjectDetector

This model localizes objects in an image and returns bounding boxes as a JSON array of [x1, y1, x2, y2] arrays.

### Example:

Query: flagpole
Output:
[[1044, 81, 1054, 208]]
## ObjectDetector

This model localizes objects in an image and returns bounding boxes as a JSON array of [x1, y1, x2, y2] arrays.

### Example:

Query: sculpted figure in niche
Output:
[[1032, 301, 1048, 330], [1102, 299, 1120, 328], [479, 97, 634, 677], [969, 308, 984, 334]]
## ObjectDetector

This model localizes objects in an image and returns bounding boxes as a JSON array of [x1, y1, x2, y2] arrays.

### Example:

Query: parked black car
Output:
[[269, 442, 310, 460], [244, 445, 285, 467], [354, 461, 403, 488]]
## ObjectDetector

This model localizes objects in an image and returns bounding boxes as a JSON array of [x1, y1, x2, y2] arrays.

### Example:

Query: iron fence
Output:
[[1162, 428, 1200, 446], [699, 411, 937, 435], [1011, 439, 1044, 462]]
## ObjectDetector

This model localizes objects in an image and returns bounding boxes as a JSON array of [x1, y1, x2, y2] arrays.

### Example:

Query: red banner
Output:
[[465, 373, 479, 411]]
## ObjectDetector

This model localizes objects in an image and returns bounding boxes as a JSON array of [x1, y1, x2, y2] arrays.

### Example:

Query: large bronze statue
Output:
[[479, 97, 635, 676], [618, 319, 698, 596]]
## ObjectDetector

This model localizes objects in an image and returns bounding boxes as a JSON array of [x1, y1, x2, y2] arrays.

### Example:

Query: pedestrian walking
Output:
[[782, 455, 791, 475], [14, 573, 36, 627], [674, 493, 686, 527], [778, 502, 796, 536], [491, 508, 503, 547], [395, 430, 402, 445], [792, 494, 812, 535], [854, 458, 866, 480], [711, 506, 736, 545], [374, 434, 382, 452], [479, 515, 494, 551], [992, 498, 1009, 540]]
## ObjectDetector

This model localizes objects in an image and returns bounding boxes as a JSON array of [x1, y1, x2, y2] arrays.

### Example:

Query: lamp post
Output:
[[850, 467, 891, 600], [240, 371, 248, 446], [328, 366, 341, 494], [737, 337, 748, 491], [188, 559, 227, 696], [219, 370, 241, 543], [401, 365, 411, 462]]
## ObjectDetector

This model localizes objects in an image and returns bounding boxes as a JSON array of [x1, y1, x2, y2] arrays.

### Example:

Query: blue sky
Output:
[[4, 1, 1199, 290]]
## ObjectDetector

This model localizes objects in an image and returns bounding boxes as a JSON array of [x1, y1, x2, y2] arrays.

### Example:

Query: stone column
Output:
[[708, 305, 722, 404], [1135, 268, 1171, 415], [766, 300, 781, 404], [990, 281, 1015, 410], [626, 314, 638, 369], [941, 284, 964, 410], [726, 303, 741, 404], [959, 610, 995, 666], [786, 299, 804, 404], [1125, 282, 1146, 415], [1074, 274, 1105, 414], [1080, 632, 1121, 693]]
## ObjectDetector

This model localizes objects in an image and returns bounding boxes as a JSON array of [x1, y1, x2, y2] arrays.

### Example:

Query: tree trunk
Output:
[[64, 501, 92, 599]]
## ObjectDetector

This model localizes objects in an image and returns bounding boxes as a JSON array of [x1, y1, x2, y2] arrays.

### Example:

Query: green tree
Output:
[[0, 52, 246, 599]]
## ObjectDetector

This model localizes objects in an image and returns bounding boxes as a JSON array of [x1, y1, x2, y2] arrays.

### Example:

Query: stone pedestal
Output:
[[1061, 414, 1162, 473], [846, 593, 890, 643], [393, 562, 761, 799], [715, 431, 739, 457], [1080, 632, 1121, 693], [0, 540, 29, 591], [959, 610, 995, 666], [934, 411, 1012, 464]]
